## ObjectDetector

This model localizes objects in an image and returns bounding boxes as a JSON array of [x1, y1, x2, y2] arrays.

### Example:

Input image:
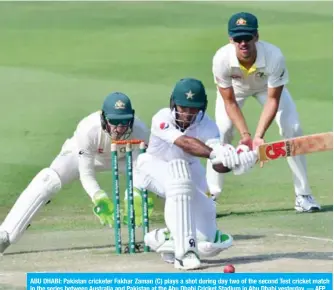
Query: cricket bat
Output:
[[257, 132, 333, 162]]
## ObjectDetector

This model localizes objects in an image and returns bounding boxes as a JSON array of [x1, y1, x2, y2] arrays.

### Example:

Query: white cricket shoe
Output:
[[0, 230, 10, 254], [295, 195, 321, 213], [174, 251, 201, 270], [160, 252, 175, 264]]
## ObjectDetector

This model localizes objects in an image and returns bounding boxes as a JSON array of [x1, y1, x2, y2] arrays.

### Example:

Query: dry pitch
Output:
[[0, 223, 332, 289]]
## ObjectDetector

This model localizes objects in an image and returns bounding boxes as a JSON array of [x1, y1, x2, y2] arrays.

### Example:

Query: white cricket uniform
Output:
[[50, 111, 150, 198], [212, 40, 312, 196], [0, 111, 149, 244], [133, 108, 221, 242]]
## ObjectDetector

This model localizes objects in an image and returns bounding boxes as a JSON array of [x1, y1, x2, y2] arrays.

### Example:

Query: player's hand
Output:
[[252, 136, 265, 167], [233, 145, 258, 175], [92, 190, 115, 227], [210, 144, 239, 169], [239, 133, 253, 150]]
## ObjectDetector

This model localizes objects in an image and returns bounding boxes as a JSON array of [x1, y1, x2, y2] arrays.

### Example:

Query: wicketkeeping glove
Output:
[[123, 188, 154, 227], [92, 190, 115, 227]]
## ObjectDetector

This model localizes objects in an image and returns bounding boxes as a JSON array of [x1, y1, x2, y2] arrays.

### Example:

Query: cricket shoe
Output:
[[174, 251, 201, 270], [295, 195, 321, 213], [0, 230, 10, 254]]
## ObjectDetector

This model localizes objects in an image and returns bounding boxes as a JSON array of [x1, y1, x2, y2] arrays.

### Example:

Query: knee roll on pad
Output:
[[1, 168, 62, 243], [144, 228, 174, 253], [197, 235, 233, 258], [145, 228, 233, 259]]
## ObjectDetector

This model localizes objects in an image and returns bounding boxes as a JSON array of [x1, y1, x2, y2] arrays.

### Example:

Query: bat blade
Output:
[[257, 132, 333, 162]]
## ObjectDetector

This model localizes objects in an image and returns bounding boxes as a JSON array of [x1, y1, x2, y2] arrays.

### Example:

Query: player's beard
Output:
[[174, 111, 198, 131], [108, 124, 132, 140]]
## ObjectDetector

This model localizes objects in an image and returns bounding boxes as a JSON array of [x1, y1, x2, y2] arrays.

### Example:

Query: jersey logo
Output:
[[159, 122, 169, 130], [255, 72, 265, 78], [98, 148, 104, 154]]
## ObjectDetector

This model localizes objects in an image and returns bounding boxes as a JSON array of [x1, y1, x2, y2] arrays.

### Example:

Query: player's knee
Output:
[[197, 232, 233, 258], [36, 168, 62, 197], [279, 122, 303, 138], [144, 228, 173, 252]]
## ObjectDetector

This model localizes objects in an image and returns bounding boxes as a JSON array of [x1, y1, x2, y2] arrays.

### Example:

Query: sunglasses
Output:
[[108, 119, 131, 126], [233, 35, 254, 43]]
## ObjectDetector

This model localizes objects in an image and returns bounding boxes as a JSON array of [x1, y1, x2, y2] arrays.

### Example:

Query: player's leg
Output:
[[164, 159, 200, 270], [255, 89, 320, 212], [145, 161, 233, 264], [191, 161, 233, 257], [0, 140, 80, 253], [212, 93, 247, 200]]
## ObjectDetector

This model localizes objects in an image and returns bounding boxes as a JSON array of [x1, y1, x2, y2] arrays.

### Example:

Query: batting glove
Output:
[[209, 144, 239, 169], [233, 145, 258, 175]]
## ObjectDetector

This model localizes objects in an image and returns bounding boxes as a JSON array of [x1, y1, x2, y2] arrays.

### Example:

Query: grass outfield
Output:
[[0, 1, 332, 248]]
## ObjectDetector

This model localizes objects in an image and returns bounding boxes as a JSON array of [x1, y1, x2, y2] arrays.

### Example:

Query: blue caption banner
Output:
[[27, 273, 332, 290]]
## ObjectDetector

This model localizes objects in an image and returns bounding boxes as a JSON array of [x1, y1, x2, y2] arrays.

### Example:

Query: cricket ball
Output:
[[223, 264, 235, 273]]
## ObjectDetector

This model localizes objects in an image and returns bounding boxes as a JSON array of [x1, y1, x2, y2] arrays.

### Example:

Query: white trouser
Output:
[[0, 139, 112, 244], [133, 153, 217, 242], [214, 88, 312, 196]]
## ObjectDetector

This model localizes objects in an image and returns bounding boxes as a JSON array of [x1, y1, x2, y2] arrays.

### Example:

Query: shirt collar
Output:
[[230, 41, 266, 68]]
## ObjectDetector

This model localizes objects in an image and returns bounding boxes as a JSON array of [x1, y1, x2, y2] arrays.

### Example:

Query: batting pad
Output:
[[164, 159, 198, 260], [0, 168, 61, 243]]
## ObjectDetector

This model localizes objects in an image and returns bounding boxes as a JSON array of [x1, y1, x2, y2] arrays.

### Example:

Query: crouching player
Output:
[[0, 92, 152, 254], [133, 78, 257, 270]]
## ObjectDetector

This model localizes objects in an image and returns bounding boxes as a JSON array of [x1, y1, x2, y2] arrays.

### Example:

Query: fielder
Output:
[[0, 92, 151, 254], [133, 78, 257, 270], [211, 12, 320, 212]]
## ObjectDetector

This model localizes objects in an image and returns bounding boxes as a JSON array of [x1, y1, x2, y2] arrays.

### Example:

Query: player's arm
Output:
[[218, 87, 251, 140], [76, 130, 101, 198], [255, 54, 288, 139], [174, 135, 212, 158], [76, 127, 114, 227], [151, 116, 237, 172], [174, 136, 232, 173], [213, 53, 251, 140]]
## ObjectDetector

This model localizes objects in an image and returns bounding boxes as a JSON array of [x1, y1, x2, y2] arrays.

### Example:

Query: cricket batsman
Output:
[[210, 12, 320, 212], [0, 92, 151, 254], [132, 78, 257, 270]]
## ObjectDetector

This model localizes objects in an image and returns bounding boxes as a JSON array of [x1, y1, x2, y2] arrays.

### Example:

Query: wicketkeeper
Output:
[[0, 92, 152, 254], [132, 78, 257, 270]]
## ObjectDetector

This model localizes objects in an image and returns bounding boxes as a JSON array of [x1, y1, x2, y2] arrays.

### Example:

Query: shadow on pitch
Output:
[[3, 244, 114, 256], [201, 251, 333, 270], [232, 234, 265, 241], [216, 204, 333, 218]]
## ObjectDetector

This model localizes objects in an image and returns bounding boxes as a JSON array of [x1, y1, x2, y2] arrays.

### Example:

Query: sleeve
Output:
[[151, 114, 183, 144], [268, 53, 289, 88], [201, 119, 221, 144], [132, 119, 150, 145], [76, 126, 101, 199], [212, 51, 232, 88]]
